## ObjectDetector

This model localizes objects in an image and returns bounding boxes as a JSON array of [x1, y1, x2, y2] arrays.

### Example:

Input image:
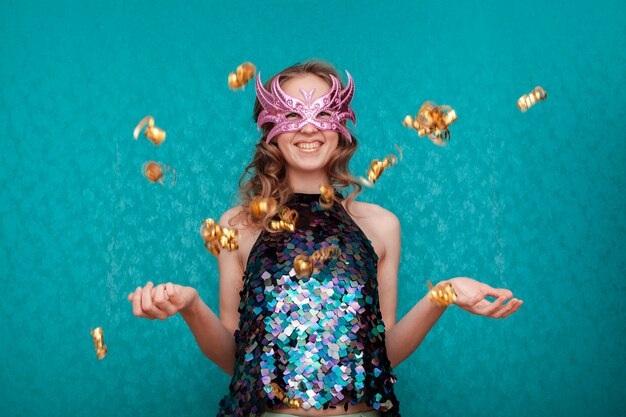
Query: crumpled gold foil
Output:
[[142, 161, 176, 186], [294, 245, 342, 278], [427, 280, 457, 307], [269, 207, 298, 232], [404, 101, 457, 146], [228, 62, 257, 90], [200, 218, 239, 256], [133, 115, 166, 145], [250, 196, 278, 221], [90, 327, 108, 360], [319, 184, 334, 210], [517, 86, 547, 112], [268, 382, 303, 408]]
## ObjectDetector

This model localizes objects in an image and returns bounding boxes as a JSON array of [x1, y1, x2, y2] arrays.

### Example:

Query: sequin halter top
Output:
[[217, 193, 401, 417]]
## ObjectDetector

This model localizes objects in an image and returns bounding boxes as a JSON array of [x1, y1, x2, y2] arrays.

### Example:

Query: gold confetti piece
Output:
[[427, 280, 457, 307], [359, 147, 402, 188], [199, 218, 239, 256], [404, 101, 457, 146], [90, 327, 108, 360], [142, 161, 176, 186], [133, 116, 166, 145], [228, 62, 257, 90], [269, 207, 298, 232], [517, 86, 547, 112], [294, 245, 342, 278], [250, 196, 278, 221], [294, 254, 314, 277], [268, 382, 303, 408], [319, 184, 334, 210]]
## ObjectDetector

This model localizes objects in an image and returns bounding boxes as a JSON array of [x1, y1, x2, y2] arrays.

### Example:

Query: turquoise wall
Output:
[[1, 0, 624, 416]]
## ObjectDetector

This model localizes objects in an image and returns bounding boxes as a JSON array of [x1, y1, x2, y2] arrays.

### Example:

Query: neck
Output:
[[287, 169, 329, 194]]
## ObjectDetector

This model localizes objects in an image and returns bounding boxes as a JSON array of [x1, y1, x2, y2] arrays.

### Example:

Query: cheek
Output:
[[324, 132, 340, 150]]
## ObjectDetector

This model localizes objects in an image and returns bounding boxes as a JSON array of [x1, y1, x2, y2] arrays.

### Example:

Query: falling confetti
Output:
[[517, 86, 547, 112], [404, 101, 457, 146], [133, 115, 166, 146], [228, 62, 257, 90]]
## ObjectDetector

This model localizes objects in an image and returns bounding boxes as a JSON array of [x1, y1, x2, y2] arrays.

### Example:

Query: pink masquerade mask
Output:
[[255, 71, 356, 143]]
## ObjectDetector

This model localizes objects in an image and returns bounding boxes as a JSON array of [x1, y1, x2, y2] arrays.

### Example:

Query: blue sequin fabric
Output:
[[217, 193, 400, 416]]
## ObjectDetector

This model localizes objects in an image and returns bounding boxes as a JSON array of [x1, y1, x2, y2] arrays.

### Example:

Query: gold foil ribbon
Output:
[[404, 101, 457, 146], [360, 145, 402, 188], [294, 245, 342, 277], [269, 207, 298, 232], [142, 161, 176, 186], [90, 327, 108, 360], [427, 280, 457, 307], [517, 86, 547, 112], [200, 218, 239, 256], [133, 115, 166, 145], [228, 62, 257, 90]]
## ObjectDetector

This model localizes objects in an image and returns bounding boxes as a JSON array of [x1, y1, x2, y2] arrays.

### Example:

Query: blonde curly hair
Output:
[[230, 60, 362, 230]]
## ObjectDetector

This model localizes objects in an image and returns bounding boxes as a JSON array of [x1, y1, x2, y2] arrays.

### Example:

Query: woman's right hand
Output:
[[128, 281, 198, 320]]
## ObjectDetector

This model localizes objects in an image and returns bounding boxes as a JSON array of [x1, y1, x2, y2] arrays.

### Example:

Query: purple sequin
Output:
[[217, 193, 400, 416]]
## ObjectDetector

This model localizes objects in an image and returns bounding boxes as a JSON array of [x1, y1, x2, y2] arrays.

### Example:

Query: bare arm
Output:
[[385, 293, 447, 368], [179, 291, 237, 375], [371, 208, 447, 367], [128, 282, 237, 375], [372, 206, 523, 368], [128, 207, 247, 377]]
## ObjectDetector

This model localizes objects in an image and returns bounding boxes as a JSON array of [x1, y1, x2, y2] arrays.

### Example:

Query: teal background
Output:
[[1, 0, 624, 416]]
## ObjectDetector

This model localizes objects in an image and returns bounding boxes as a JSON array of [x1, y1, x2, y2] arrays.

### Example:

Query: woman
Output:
[[129, 60, 523, 417]]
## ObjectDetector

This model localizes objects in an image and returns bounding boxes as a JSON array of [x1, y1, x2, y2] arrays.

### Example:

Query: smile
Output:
[[295, 141, 322, 152]]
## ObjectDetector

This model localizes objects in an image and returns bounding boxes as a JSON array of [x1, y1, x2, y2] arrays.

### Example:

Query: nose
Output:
[[300, 122, 318, 134]]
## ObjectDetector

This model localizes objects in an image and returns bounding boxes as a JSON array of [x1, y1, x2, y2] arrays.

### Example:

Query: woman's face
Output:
[[274, 73, 340, 174]]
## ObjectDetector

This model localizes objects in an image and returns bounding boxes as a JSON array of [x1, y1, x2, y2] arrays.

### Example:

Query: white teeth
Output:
[[296, 142, 321, 150]]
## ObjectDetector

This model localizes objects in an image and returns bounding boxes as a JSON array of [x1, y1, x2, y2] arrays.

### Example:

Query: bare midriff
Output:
[[269, 401, 374, 416]]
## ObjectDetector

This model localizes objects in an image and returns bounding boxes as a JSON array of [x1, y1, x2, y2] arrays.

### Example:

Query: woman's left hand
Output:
[[447, 277, 523, 318]]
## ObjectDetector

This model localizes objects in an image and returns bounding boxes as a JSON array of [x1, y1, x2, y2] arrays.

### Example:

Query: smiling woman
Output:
[[128, 59, 522, 417]]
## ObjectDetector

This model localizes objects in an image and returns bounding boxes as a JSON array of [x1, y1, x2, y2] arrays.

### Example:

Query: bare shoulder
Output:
[[343, 200, 400, 259], [346, 200, 400, 230], [219, 205, 244, 226], [219, 204, 262, 270]]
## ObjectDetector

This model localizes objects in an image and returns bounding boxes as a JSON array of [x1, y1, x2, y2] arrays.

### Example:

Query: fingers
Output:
[[497, 299, 523, 318], [130, 282, 181, 320], [153, 283, 178, 317], [473, 295, 509, 316], [481, 284, 513, 299], [165, 282, 178, 305], [132, 286, 144, 317], [482, 298, 523, 318]]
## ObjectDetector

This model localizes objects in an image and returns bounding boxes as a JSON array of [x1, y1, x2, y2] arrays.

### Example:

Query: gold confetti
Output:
[[294, 254, 314, 278], [200, 218, 239, 256], [269, 207, 298, 232], [228, 62, 257, 90], [427, 280, 457, 307], [359, 146, 402, 188], [250, 196, 278, 221], [294, 245, 342, 278], [142, 161, 176, 186], [517, 86, 547, 112], [319, 184, 334, 210], [404, 101, 457, 146], [268, 382, 303, 408], [133, 115, 166, 145], [90, 327, 108, 360]]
